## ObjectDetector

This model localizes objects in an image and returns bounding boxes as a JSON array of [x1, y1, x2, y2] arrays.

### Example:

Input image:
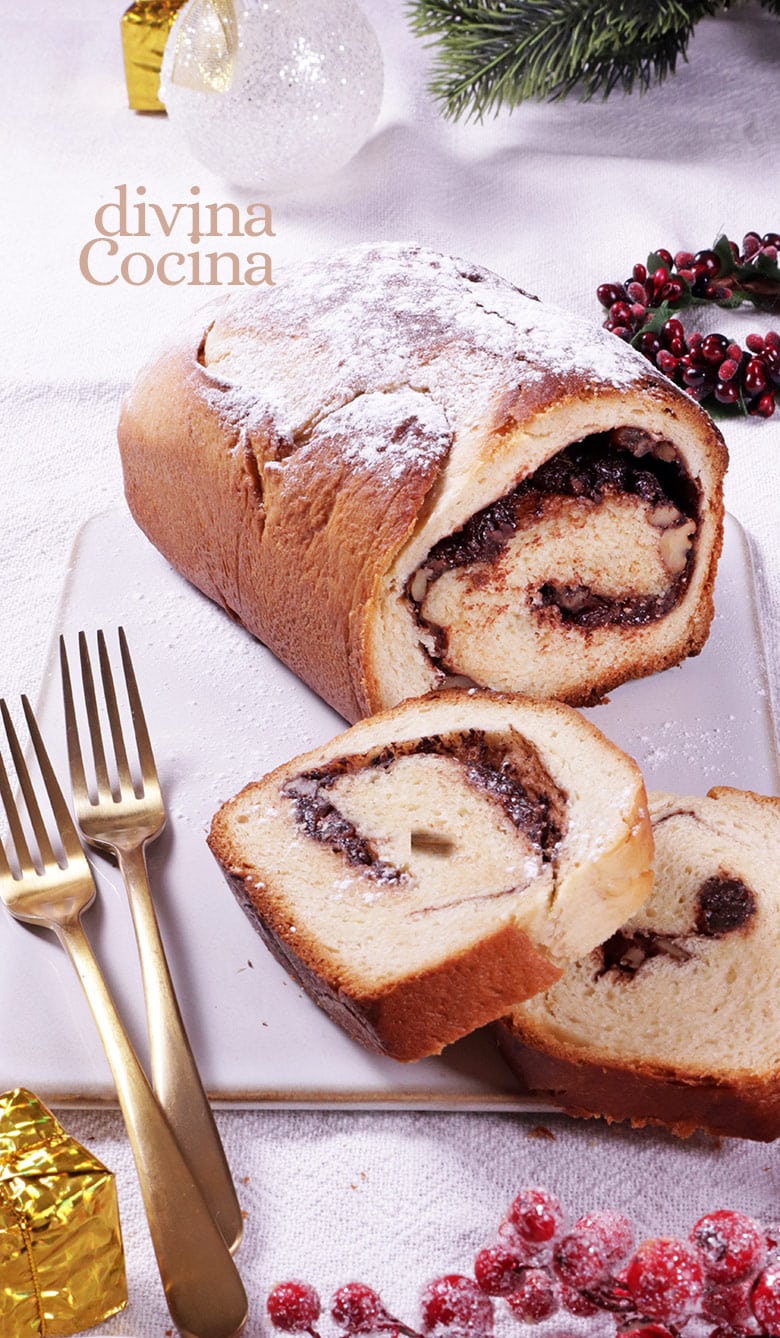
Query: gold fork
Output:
[[60, 628, 243, 1254], [0, 697, 247, 1338]]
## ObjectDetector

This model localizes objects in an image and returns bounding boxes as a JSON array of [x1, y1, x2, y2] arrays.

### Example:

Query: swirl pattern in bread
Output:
[[207, 691, 653, 1062], [497, 787, 780, 1140], [118, 242, 728, 722]]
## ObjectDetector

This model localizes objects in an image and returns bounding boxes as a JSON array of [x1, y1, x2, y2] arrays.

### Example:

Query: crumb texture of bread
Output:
[[118, 242, 728, 722], [498, 786, 780, 1140], [208, 691, 653, 1061]]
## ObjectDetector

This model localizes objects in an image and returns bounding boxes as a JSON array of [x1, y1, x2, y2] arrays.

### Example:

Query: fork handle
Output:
[[56, 919, 247, 1338], [117, 843, 243, 1254]]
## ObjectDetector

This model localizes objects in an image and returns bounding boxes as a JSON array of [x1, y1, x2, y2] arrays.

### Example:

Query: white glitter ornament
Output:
[[160, 0, 384, 191]]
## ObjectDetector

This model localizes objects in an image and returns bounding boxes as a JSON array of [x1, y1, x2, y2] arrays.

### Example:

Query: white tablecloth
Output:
[[3, 3, 780, 1334]]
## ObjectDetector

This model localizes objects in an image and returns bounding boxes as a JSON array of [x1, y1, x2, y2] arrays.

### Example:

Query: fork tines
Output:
[[61, 629, 159, 807], [0, 696, 83, 880]]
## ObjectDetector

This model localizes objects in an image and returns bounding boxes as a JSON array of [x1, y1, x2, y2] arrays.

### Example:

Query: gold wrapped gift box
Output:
[[0, 1089, 126, 1337], [121, 1, 189, 111]]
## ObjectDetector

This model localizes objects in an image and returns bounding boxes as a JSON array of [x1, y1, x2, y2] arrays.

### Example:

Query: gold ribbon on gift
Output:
[[167, 0, 239, 93], [0, 1089, 127, 1337]]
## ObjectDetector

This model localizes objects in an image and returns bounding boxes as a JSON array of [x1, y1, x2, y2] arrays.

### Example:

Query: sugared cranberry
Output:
[[625, 1239, 703, 1323], [617, 1327, 675, 1338], [330, 1283, 384, 1333], [268, 1281, 322, 1333], [420, 1275, 493, 1335], [578, 1211, 634, 1265], [764, 1222, 780, 1264], [473, 1245, 526, 1297], [559, 1282, 599, 1317], [690, 1209, 765, 1284], [506, 1189, 563, 1246], [717, 357, 740, 382], [505, 1269, 558, 1323], [555, 1223, 616, 1289], [701, 1279, 755, 1328], [752, 1263, 780, 1334], [584, 1274, 635, 1314]]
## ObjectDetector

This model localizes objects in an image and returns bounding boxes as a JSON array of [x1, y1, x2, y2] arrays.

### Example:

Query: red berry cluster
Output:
[[597, 232, 780, 419], [266, 1189, 780, 1337]]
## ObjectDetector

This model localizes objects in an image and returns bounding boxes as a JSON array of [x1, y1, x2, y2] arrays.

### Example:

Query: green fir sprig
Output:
[[407, 0, 778, 120]]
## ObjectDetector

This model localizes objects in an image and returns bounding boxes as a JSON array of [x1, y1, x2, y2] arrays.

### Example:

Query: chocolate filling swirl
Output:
[[408, 428, 700, 635], [282, 729, 567, 883], [596, 873, 756, 979]]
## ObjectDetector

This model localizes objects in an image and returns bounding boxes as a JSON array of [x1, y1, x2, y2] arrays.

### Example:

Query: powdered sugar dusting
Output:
[[201, 242, 649, 455], [307, 387, 452, 481]]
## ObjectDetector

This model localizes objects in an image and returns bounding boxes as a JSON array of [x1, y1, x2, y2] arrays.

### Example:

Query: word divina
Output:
[[79, 185, 275, 287]]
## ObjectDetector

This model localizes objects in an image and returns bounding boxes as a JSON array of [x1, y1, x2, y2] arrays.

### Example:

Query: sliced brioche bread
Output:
[[498, 787, 780, 1140], [208, 691, 652, 1062]]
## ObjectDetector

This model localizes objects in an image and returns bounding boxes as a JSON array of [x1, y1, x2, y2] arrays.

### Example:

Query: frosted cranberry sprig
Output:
[[597, 231, 780, 419], [266, 1186, 780, 1336]]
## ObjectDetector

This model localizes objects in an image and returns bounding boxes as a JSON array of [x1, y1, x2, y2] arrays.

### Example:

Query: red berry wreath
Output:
[[597, 232, 780, 420]]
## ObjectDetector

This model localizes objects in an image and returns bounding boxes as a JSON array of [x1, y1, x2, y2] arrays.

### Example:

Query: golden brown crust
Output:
[[494, 1022, 780, 1141], [497, 785, 780, 1141], [119, 325, 445, 722], [118, 243, 728, 722], [207, 689, 653, 1062], [223, 863, 561, 1060]]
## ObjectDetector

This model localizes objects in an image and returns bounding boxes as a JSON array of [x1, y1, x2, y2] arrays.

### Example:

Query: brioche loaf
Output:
[[118, 242, 728, 723], [498, 787, 780, 1141], [207, 691, 653, 1062]]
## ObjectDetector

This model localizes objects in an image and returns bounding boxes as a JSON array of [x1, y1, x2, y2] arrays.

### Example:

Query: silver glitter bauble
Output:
[[160, 0, 384, 191]]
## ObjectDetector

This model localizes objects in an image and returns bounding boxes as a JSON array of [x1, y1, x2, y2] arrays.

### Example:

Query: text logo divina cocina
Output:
[[80, 185, 275, 287]]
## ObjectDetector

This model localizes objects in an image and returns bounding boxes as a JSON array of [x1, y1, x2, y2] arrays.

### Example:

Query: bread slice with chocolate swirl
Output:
[[118, 242, 727, 723], [497, 787, 780, 1140], [207, 691, 652, 1062]]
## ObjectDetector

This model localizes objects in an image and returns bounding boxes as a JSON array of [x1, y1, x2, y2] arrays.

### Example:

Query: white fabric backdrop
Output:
[[2, 3, 780, 1333]]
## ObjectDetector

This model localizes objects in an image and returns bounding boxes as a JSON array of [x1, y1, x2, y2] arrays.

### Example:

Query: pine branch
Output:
[[407, 0, 727, 120]]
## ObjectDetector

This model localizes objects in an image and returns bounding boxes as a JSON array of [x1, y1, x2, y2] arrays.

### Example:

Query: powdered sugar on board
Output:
[[200, 242, 649, 451]]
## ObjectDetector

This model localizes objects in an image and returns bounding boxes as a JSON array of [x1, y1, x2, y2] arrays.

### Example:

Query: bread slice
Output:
[[118, 242, 727, 723], [498, 787, 780, 1140], [208, 691, 652, 1062]]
